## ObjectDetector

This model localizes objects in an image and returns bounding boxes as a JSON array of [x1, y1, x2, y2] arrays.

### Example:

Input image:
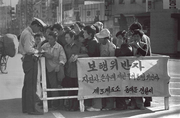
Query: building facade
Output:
[[16, 0, 34, 33], [150, 0, 180, 56], [0, 6, 11, 34], [33, 0, 48, 24], [104, 0, 151, 37], [79, 2, 106, 25]]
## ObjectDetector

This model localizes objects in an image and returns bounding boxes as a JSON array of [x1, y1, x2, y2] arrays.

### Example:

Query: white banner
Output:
[[77, 56, 170, 100]]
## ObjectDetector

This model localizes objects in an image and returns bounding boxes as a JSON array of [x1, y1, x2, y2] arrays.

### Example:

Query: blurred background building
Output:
[[0, 0, 180, 56]]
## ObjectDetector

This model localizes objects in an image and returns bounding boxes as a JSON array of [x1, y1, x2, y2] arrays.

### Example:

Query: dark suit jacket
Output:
[[115, 44, 133, 57]]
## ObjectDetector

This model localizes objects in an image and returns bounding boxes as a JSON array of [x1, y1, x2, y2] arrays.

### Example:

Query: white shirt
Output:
[[18, 26, 38, 55], [100, 40, 116, 57], [41, 42, 67, 72]]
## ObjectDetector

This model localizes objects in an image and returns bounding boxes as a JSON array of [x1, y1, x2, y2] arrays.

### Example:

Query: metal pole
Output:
[[146, 0, 148, 12], [59, 0, 62, 23], [25, 0, 27, 27], [10, 0, 12, 33]]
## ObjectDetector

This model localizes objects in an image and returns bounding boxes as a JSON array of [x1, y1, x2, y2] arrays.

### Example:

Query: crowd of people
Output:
[[18, 17, 152, 115]]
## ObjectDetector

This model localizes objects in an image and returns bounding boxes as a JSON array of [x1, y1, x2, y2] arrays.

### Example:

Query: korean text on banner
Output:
[[77, 56, 170, 100]]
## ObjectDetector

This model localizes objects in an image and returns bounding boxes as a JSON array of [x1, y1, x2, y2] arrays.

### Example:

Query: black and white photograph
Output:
[[0, 0, 180, 118]]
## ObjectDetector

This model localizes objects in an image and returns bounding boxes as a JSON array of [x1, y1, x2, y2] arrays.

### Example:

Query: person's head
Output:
[[83, 25, 96, 40], [64, 30, 76, 45], [94, 21, 103, 31], [116, 30, 127, 47], [96, 28, 111, 45], [93, 25, 100, 33], [48, 31, 58, 46], [44, 25, 52, 38], [64, 26, 71, 32], [30, 18, 46, 33], [132, 29, 144, 42], [78, 31, 85, 43], [34, 33, 42, 45], [52, 23, 64, 35], [76, 21, 85, 30], [69, 24, 74, 30], [129, 22, 142, 33]]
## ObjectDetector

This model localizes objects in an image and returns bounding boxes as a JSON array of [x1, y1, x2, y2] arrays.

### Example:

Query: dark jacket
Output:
[[136, 44, 150, 56], [86, 38, 100, 57], [57, 34, 67, 47], [115, 44, 133, 57]]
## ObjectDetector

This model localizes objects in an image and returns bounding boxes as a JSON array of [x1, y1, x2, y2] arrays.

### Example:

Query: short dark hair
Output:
[[64, 30, 76, 38], [48, 31, 58, 39], [93, 25, 100, 33], [76, 21, 85, 29], [116, 30, 127, 38], [52, 23, 63, 31], [44, 25, 52, 31], [132, 29, 144, 37], [69, 24, 74, 30], [129, 22, 142, 32], [83, 25, 96, 38], [78, 31, 84, 38], [34, 33, 42, 38], [64, 26, 72, 32]]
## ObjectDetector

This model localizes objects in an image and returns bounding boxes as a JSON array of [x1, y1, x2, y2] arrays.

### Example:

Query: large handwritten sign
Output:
[[77, 56, 170, 100]]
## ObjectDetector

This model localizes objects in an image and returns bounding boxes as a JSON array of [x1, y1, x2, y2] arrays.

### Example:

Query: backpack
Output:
[[2, 34, 19, 57]]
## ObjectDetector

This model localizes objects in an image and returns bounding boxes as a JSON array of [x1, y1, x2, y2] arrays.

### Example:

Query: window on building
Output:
[[119, 0, 125, 4], [87, 11, 91, 16], [130, 0, 136, 4], [96, 10, 100, 16], [142, 0, 146, 3], [105, 0, 114, 5]]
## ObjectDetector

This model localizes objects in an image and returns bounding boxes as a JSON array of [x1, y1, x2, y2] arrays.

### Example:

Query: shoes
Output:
[[139, 106, 145, 110], [127, 106, 145, 110], [28, 111, 44, 115], [115, 106, 127, 110], [144, 102, 151, 107], [86, 107, 101, 111], [22, 111, 27, 113], [101, 107, 113, 111], [49, 106, 59, 111], [69, 108, 79, 111], [127, 106, 135, 110]]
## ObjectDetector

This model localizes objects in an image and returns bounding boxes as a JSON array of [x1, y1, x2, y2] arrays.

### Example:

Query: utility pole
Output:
[[10, 0, 12, 33], [25, 0, 27, 27], [58, 0, 62, 23], [146, 0, 148, 12]]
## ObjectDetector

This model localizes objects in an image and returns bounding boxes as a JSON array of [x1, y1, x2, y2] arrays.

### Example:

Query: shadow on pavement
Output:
[[0, 98, 56, 118], [0, 98, 22, 118], [59, 108, 157, 118]]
